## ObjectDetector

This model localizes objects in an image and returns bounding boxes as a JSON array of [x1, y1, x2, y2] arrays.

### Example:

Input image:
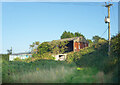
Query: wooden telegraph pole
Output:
[[104, 3, 113, 54]]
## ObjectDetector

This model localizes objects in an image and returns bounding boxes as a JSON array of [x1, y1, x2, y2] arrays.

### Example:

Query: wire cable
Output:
[[100, 28, 108, 38]]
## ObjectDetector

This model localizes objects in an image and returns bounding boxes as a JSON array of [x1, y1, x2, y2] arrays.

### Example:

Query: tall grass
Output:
[[2, 59, 105, 83], [10, 66, 75, 83], [2, 60, 77, 83]]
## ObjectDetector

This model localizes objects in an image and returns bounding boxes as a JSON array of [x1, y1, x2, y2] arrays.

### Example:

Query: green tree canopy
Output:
[[37, 42, 51, 55], [37, 40, 68, 56], [7, 47, 12, 54], [92, 35, 106, 44], [111, 33, 120, 57], [74, 32, 84, 37], [87, 39, 92, 43], [30, 41, 40, 53], [60, 31, 85, 39]]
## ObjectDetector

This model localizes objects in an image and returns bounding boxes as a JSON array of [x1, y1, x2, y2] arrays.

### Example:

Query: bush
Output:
[[24, 57, 33, 63], [110, 33, 120, 58], [13, 57, 23, 61]]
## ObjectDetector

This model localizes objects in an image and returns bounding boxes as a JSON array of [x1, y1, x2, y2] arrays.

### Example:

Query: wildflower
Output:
[[36, 67, 39, 71], [77, 67, 83, 71]]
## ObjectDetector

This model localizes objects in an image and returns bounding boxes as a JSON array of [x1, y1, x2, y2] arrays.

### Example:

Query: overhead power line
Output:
[[100, 28, 108, 38]]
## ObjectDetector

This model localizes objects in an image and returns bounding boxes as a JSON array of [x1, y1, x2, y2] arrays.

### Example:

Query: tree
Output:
[[60, 31, 85, 39], [111, 33, 120, 57], [37, 42, 51, 56], [92, 36, 101, 44], [7, 47, 12, 55], [74, 32, 84, 38], [50, 40, 60, 54], [87, 39, 93, 46], [50, 40, 68, 54], [36, 40, 68, 57], [92, 35, 106, 44], [30, 41, 40, 54], [59, 41, 68, 53], [61, 31, 73, 39], [35, 41, 40, 45]]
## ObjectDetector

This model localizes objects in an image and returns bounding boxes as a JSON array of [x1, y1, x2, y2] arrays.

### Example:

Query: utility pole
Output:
[[104, 3, 113, 54]]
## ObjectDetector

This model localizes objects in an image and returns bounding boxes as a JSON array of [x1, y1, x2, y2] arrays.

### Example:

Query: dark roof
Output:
[[56, 37, 79, 41], [52, 36, 89, 43]]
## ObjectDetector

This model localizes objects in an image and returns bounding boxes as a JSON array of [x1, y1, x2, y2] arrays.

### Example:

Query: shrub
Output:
[[110, 33, 120, 58], [13, 57, 23, 61], [24, 57, 33, 63]]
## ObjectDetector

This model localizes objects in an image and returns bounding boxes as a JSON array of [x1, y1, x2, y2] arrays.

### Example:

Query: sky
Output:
[[1, 2, 118, 54], [1, 0, 119, 2]]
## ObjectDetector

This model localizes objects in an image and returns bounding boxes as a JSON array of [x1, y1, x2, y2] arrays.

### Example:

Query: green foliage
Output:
[[35, 41, 40, 45], [87, 39, 93, 46], [66, 47, 95, 64], [60, 31, 85, 39], [50, 40, 68, 54], [66, 33, 119, 83], [32, 52, 55, 61], [98, 38, 107, 44], [24, 57, 33, 63], [2, 59, 102, 83], [12, 57, 34, 63], [30, 41, 40, 54], [87, 39, 92, 43], [60, 31, 73, 39], [92, 35, 106, 44], [13, 57, 23, 61], [2, 60, 76, 83], [32, 53, 38, 58], [2, 33, 119, 83], [7, 47, 12, 55], [40, 53, 55, 60], [110, 33, 120, 58], [109, 33, 120, 83], [1, 54, 9, 61], [37, 40, 68, 56], [67, 40, 110, 73], [37, 42, 51, 55]]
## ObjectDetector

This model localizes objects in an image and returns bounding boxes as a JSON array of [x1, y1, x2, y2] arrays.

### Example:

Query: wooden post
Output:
[[105, 3, 113, 54]]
